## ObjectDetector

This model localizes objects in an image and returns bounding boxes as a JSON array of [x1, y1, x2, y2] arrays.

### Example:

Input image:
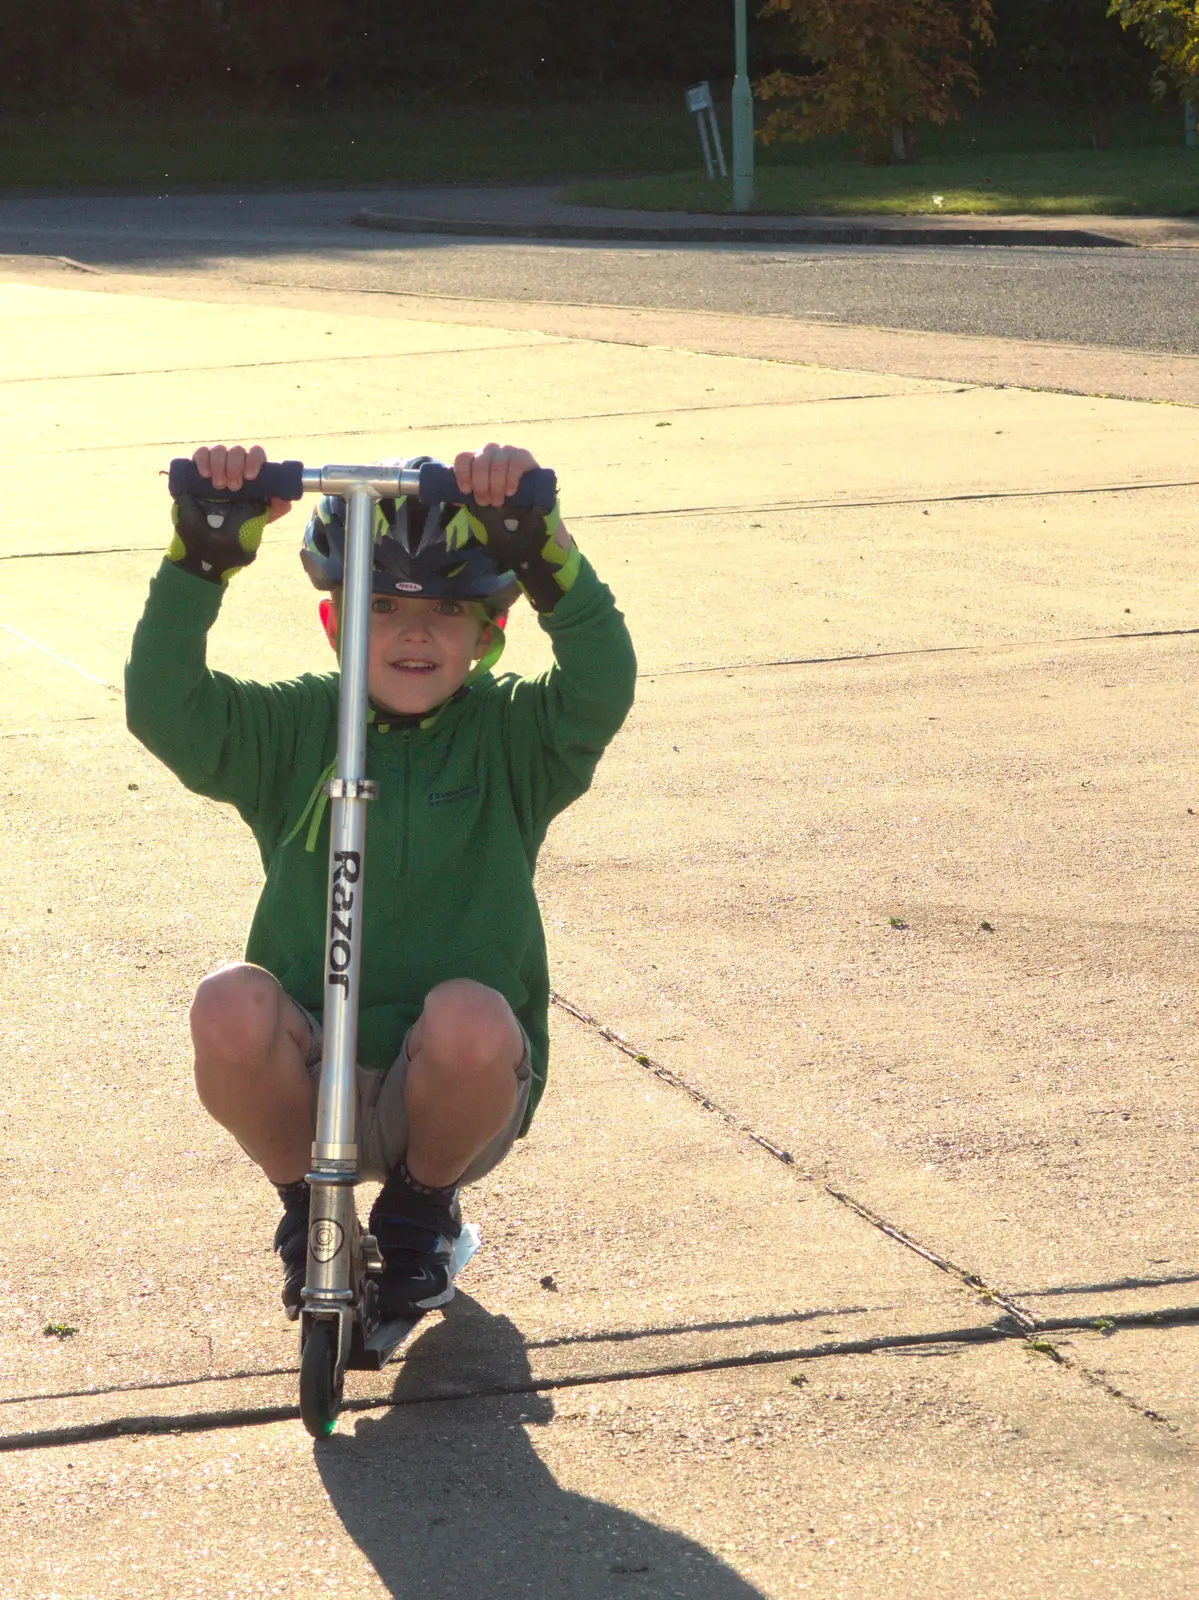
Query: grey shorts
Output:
[[301, 1011, 531, 1186]]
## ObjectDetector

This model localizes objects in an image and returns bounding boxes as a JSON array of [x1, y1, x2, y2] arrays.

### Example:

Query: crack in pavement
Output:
[[0, 1366, 300, 1412], [824, 1186, 1036, 1330], [2, 1000, 1190, 1453], [551, 992, 796, 1166], [45, 390, 947, 457], [639, 624, 1199, 682], [552, 991, 1199, 1430], [3, 1305, 1196, 1456], [581, 477, 1199, 523], [1021, 1333, 1181, 1431], [0, 341, 558, 386], [552, 991, 1036, 1326], [0, 1306, 876, 1412]]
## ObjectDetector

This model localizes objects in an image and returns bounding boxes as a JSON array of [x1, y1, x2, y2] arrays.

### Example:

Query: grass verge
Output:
[[0, 97, 1187, 193], [558, 147, 1199, 217], [0, 102, 700, 189]]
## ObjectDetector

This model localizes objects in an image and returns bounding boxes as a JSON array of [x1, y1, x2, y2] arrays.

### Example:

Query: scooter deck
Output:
[[350, 1223, 481, 1372]]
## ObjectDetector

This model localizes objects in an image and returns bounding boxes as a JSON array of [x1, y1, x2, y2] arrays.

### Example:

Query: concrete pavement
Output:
[[1, 258, 1198, 1596]]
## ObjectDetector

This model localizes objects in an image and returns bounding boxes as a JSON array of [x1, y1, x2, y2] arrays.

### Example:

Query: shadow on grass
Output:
[[316, 1294, 766, 1599]]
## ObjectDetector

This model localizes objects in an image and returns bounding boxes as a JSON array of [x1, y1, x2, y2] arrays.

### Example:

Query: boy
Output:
[[126, 441, 636, 1319]]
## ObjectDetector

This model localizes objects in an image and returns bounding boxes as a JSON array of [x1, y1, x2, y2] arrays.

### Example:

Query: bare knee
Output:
[[190, 964, 287, 1082], [415, 980, 521, 1084]]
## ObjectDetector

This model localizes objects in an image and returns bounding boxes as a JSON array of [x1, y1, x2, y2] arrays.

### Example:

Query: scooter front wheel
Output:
[[300, 1320, 343, 1439]]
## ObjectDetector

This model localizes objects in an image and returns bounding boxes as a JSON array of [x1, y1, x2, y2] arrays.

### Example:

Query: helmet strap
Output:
[[465, 613, 506, 686]]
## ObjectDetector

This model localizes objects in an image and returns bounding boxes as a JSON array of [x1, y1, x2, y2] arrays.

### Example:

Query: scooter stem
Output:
[[304, 483, 377, 1313]]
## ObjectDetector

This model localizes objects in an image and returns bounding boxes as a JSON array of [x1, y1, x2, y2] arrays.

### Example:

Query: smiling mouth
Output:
[[390, 659, 438, 673]]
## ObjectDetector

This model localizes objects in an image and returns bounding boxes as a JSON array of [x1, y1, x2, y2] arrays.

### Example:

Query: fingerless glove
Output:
[[166, 492, 269, 585], [451, 498, 579, 614]]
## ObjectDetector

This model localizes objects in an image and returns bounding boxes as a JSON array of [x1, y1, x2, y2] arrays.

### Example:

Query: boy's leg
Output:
[[369, 979, 530, 1314], [190, 963, 318, 1318], [190, 962, 314, 1183], [401, 978, 526, 1187]]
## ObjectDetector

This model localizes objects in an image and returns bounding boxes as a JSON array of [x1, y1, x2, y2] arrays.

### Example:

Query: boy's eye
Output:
[[435, 599, 463, 616], [371, 597, 397, 614]]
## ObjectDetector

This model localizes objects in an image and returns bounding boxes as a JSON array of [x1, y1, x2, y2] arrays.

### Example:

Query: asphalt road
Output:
[[2, 188, 1199, 354]]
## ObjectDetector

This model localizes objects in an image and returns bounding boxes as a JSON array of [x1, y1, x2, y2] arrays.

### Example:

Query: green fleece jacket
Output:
[[125, 556, 636, 1129]]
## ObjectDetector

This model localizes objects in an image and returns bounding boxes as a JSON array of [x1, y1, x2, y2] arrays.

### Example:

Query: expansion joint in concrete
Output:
[[1022, 1333, 1185, 1436], [553, 990, 1199, 1441], [5, 1304, 1198, 1456], [824, 1185, 1037, 1330], [550, 990, 1037, 1327], [578, 475, 1199, 525], [550, 990, 795, 1167]]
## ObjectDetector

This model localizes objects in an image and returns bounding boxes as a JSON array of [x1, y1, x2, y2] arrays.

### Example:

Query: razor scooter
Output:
[[168, 455, 557, 1438]]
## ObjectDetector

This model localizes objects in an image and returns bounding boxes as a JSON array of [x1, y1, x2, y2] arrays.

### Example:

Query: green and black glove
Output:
[[450, 497, 580, 614], [166, 491, 269, 585]]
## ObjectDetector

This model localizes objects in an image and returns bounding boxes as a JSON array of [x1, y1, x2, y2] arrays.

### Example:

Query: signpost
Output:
[[686, 82, 728, 180], [731, 0, 754, 211]]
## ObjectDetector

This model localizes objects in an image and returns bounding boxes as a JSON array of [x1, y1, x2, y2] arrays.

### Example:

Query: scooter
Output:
[[168, 455, 557, 1438]]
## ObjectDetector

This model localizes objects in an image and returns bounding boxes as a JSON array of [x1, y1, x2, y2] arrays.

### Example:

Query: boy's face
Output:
[[325, 594, 492, 716]]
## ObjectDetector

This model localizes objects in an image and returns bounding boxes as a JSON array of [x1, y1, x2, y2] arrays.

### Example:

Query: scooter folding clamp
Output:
[[325, 778, 378, 801]]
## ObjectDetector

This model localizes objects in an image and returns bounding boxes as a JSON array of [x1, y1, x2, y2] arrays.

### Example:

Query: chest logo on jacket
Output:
[[428, 784, 481, 808]]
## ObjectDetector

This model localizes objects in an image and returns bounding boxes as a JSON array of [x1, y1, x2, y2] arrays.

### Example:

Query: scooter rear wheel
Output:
[[300, 1320, 343, 1439]]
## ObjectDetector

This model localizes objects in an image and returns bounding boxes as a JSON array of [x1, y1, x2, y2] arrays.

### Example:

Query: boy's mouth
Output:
[[389, 658, 438, 674]]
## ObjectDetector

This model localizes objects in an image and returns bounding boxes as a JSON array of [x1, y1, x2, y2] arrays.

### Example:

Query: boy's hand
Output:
[[167, 445, 293, 586], [452, 443, 579, 614]]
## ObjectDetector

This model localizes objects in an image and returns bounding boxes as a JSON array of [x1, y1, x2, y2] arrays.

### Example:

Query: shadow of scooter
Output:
[[315, 1293, 767, 1599]]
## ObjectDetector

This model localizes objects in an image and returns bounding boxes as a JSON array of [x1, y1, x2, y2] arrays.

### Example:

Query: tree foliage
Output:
[[982, 0, 1159, 146], [0, 0, 754, 104], [1107, 0, 1199, 99], [756, 0, 996, 163]]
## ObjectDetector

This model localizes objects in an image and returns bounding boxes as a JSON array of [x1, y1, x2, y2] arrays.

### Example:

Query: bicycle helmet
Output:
[[300, 456, 520, 616]]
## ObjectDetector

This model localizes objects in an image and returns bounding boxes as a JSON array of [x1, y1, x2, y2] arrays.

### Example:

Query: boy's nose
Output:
[[393, 602, 432, 635]]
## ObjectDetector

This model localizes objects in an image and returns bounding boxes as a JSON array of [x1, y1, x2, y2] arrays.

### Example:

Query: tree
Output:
[[756, 0, 996, 163], [1107, 0, 1199, 101], [982, 1, 1158, 149]]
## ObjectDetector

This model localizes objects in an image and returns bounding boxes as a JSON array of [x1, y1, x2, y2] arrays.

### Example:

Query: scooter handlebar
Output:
[[168, 458, 558, 512], [168, 458, 306, 503], [418, 462, 558, 511]]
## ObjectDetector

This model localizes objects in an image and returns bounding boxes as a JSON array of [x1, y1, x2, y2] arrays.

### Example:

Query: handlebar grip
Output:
[[418, 462, 558, 512], [168, 458, 305, 503]]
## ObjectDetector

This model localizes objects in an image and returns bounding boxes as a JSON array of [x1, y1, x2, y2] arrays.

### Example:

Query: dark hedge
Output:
[[0, 0, 1159, 110]]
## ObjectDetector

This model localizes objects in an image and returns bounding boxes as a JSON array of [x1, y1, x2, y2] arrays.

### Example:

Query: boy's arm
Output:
[[502, 550, 637, 831], [125, 560, 314, 824], [126, 443, 312, 823], [450, 445, 636, 828]]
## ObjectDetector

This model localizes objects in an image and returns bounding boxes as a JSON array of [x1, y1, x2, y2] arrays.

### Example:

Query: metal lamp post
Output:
[[731, 0, 754, 211]]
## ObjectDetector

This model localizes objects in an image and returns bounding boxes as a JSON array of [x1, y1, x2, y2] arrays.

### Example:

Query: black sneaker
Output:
[[368, 1171, 462, 1318], [273, 1185, 310, 1321]]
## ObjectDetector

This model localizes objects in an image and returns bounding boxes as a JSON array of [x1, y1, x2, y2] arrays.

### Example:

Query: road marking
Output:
[[0, 622, 116, 689]]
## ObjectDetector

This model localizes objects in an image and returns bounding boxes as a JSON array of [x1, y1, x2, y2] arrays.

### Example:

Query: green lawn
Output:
[[558, 147, 1199, 217], [0, 97, 1191, 202], [0, 102, 703, 189]]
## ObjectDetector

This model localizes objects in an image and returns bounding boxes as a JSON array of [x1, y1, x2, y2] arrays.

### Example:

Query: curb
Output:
[[353, 210, 1134, 250]]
